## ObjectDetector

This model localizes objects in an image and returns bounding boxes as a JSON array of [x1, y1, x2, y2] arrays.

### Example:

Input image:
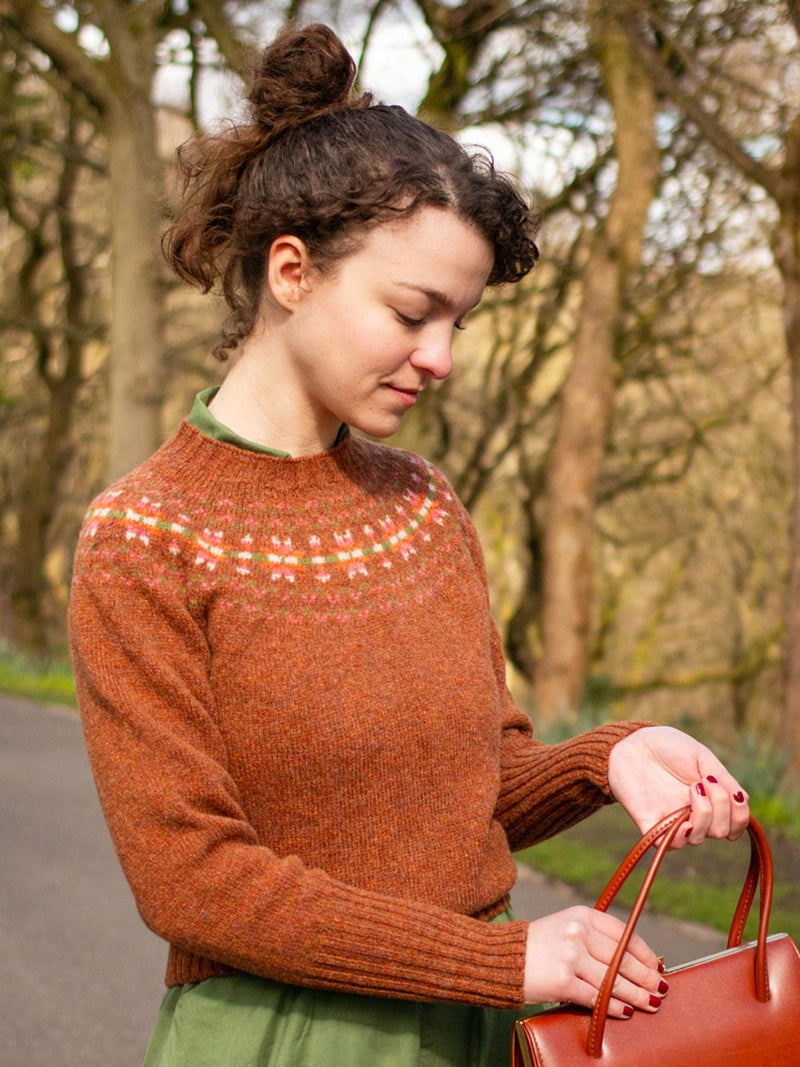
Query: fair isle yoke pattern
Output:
[[80, 431, 458, 620]]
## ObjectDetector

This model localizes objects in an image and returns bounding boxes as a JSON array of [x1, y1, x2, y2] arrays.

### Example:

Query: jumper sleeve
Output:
[[455, 501, 652, 852], [68, 516, 529, 1009]]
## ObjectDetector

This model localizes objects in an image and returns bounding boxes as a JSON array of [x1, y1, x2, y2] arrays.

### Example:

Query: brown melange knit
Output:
[[68, 421, 646, 1010]]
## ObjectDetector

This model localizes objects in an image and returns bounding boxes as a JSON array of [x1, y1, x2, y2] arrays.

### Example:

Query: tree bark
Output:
[[103, 3, 166, 478], [415, 0, 512, 130], [536, 3, 659, 720], [106, 88, 165, 478], [774, 195, 800, 775]]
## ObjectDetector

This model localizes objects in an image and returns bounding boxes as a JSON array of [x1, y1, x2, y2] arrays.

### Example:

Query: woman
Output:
[[68, 23, 749, 1066]]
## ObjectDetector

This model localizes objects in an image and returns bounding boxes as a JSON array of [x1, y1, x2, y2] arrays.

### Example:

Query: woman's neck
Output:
[[209, 339, 341, 457]]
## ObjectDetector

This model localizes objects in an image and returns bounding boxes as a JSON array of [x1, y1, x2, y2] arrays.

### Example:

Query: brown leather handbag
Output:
[[512, 808, 800, 1066]]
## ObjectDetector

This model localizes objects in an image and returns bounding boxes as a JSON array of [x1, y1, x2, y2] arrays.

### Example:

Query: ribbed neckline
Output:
[[154, 418, 366, 498]]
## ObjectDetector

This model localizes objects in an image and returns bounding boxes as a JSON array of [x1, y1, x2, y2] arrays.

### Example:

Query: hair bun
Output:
[[247, 24, 361, 137]]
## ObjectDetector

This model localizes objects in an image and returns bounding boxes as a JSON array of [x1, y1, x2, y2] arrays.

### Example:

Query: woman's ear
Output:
[[265, 235, 313, 311]]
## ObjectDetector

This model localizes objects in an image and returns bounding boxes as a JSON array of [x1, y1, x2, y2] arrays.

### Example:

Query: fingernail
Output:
[[684, 825, 693, 838], [658, 979, 669, 995], [733, 791, 745, 803], [623, 1005, 634, 1018], [696, 782, 706, 797], [649, 994, 662, 1008], [706, 775, 718, 784], [657, 960, 665, 973]]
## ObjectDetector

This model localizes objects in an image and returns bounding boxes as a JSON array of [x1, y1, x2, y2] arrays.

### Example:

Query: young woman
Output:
[[69, 23, 750, 1067]]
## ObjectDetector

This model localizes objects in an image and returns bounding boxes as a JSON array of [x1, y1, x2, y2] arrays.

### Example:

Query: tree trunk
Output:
[[6, 99, 87, 652], [415, 0, 511, 131], [774, 199, 800, 777], [10, 460, 51, 654], [105, 11, 166, 480], [9, 370, 80, 651], [536, 5, 659, 720], [3, 1, 169, 480], [106, 90, 165, 478]]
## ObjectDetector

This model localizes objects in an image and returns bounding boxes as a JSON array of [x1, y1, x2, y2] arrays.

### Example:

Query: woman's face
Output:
[[270, 207, 494, 447]]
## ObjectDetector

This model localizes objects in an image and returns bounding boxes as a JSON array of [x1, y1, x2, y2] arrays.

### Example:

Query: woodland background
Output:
[[2, 0, 800, 798]]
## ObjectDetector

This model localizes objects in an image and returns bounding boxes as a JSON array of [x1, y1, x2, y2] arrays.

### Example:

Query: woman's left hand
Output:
[[607, 725, 750, 847]]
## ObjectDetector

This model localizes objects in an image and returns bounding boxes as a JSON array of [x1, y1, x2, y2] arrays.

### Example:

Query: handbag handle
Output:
[[585, 808, 773, 1058]]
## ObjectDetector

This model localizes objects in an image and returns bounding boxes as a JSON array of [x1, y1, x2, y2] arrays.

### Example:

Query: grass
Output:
[[0, 644, 77, 707]]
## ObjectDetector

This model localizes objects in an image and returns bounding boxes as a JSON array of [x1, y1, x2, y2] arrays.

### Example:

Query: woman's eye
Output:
[[394, 309, 467, 331], [395, 311, 426, 327]]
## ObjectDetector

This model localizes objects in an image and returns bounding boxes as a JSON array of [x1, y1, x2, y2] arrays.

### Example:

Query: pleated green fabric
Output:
[[142, 911, 539, 1067]]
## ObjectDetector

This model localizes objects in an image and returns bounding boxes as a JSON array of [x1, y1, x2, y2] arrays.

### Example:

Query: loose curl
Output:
[[163, 23, 540, 361]]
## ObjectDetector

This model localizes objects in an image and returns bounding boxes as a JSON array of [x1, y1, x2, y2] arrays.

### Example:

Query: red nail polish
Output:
[[733, 791, 745, 803], [649, 994, 662, 1008], [657, 960, 665, 973], [684, 825, 693, 838], [706, 775, 718, 784], [696, 782, 706, 797], [623, 1005, 634, 1018], [658, 980, 669, 995]]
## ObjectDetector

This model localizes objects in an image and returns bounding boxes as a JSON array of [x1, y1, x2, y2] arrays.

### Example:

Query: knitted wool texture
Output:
[[69, 422, 643, 1010]]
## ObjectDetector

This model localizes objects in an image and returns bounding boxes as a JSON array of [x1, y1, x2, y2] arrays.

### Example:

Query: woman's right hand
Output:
[[523, 907, 667, 1018]]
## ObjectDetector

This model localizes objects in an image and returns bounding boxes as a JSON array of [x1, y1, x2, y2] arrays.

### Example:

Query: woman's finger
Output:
[[589, 911, 660, 971], [684, 777, 713, 844], [684, 772, 750, 845], [583, 927, 666, 1009], [568, 976, 643, 1020]]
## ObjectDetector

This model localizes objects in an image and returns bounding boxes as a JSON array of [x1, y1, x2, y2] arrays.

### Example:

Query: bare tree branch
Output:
[[3, 1, 112, 113], [191, 0, 256, 78], [619, 10, 782, 202]]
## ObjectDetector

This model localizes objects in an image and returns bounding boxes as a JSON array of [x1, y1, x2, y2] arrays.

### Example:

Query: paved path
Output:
[[1, 695, 165, 1067], [1, 694, 726, 1066]]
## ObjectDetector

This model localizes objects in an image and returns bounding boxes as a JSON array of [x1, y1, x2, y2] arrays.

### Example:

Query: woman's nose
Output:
[[410, 332, 453, 381]]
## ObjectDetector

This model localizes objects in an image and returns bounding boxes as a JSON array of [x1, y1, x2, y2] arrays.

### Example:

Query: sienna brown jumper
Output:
[[69, 421, 645, 1009]]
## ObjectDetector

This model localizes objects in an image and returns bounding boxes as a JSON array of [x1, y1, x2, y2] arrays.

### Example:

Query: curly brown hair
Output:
[[163, 23, 540, 361]]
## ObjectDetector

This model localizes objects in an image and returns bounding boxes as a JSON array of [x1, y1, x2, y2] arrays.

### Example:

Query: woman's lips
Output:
[[386, 384, 422, 406]]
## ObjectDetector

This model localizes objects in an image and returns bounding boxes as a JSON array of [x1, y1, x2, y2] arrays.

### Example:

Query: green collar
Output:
[[189, 388, 291, 457], [188, 388, 348, 456]]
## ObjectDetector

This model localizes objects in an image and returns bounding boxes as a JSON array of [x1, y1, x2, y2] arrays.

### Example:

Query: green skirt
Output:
[[142, 911, 537, 1067]]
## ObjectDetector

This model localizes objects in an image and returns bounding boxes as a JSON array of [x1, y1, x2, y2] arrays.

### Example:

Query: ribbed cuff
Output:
[[304, 880, 529, 1008], [498, 721, 655, 849]]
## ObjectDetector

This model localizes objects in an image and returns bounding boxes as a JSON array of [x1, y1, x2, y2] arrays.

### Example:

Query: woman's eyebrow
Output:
[[393, 281, 454, 308]]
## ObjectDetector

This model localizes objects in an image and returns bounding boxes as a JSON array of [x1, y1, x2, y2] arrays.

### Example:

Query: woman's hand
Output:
[[523, 907, 667, 1017], [607, 725, 750, 846], [521, 727, 748, 1015]]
